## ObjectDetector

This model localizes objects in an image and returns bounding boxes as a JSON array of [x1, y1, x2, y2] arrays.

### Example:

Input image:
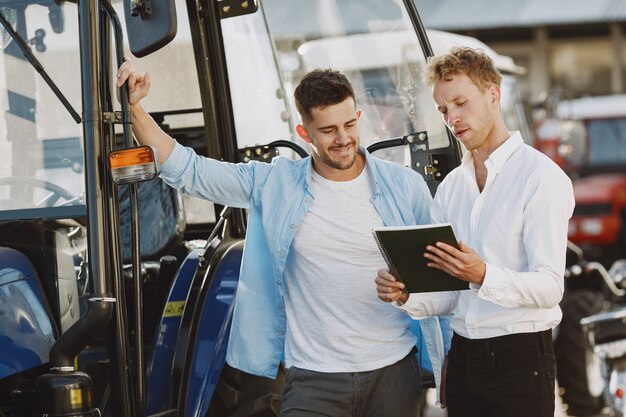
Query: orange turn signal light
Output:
[[109, 146, 160, 184]]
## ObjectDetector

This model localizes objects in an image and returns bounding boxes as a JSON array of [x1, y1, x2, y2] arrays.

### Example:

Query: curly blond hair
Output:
[[422, 46, 502, 92]]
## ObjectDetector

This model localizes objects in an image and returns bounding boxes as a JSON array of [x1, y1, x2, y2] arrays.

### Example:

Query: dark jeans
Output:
[[446, 330, 556, 417], [280, 348, 422, 417]]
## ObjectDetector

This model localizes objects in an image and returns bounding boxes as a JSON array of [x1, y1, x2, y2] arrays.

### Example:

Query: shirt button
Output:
[[290, 224, 296, 229], [277, 281, 282, 286], [279, 331, 284, 336], [305, 198, 311, 203], [279, 251, 286, 258]]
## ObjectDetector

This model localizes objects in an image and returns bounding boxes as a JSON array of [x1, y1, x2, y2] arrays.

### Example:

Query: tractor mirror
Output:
[[124, 0, 177, 57]]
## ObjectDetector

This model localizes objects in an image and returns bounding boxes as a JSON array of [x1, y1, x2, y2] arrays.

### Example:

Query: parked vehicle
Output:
[[0, 0, 465, 416], [555, 241, 612, 416], [535, 94, 626, 264], [580, 258, 626, 417]]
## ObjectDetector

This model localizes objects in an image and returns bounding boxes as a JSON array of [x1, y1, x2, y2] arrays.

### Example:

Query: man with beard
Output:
[[116, 62, 443, 416], [375, 47, 574, 417]]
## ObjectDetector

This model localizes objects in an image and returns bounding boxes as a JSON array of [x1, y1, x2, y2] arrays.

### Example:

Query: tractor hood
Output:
[[574, 173, 626, 203]]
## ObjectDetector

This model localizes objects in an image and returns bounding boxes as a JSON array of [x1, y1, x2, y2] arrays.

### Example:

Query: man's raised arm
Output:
[[116, 59, 175, 164]]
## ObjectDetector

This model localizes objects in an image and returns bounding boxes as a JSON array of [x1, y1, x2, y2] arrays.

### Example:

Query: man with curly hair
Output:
[[376, 47, 574, 417]]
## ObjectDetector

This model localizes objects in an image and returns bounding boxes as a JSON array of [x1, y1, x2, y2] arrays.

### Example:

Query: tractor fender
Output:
[[144, 247, 202, 415], [145, 239, 243, 417], [184, 240, 242, 417]]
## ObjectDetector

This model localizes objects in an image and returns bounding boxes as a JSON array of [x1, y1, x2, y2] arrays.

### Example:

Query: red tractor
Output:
[[535, 94, 626, 264]]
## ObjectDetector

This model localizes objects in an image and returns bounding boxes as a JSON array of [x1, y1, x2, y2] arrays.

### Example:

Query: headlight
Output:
[[580, 218, 603, 236]]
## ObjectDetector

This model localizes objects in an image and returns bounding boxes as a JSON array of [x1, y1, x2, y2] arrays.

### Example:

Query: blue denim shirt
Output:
[[161, 143, 447, 398]]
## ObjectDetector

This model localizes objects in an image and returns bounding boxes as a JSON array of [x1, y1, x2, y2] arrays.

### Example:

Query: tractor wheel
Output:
[[555, 290, 606, 416], [207, 363, 285, 417]]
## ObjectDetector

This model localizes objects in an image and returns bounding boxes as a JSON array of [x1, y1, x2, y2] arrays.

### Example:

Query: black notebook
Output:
[[372, 223, 469, 294]]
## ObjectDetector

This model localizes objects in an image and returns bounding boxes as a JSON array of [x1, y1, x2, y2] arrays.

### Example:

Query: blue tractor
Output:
[[0, 0, 467, 415]]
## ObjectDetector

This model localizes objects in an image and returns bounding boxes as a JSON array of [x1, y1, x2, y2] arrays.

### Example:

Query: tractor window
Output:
[[114, 0, 214, 226], [586, 119, 626, 165], [115, 0, 203, 127], [0, 2, 84, 215], [220, 10, 293, 152], [219, 0, 451, 166]]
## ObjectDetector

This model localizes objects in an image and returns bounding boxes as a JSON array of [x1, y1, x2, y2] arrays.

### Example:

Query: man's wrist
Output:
[[398, 293, 409, 305], [129, 102, 143, 113]]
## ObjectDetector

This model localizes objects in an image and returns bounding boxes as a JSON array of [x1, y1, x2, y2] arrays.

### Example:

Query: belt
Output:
[[452, 329, 552, 351]]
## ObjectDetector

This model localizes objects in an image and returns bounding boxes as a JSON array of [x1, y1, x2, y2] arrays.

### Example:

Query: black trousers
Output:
[[446, 330, 556, 417]]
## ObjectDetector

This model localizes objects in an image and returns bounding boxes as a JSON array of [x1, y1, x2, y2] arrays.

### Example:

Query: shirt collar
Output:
[[304, 154, 314, 189], [460, 131, 523, 174], [361, 146, 381, 195], [486, 131, 523, 174]]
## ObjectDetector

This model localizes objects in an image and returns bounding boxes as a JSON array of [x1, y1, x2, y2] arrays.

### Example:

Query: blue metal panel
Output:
[[185, 241, 242, 417], [144, 248, 202, 415], [0, 247, 55, 379]]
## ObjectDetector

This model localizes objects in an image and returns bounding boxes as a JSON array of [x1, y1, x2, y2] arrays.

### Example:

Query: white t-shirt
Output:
[[283, 167, 416, 372]]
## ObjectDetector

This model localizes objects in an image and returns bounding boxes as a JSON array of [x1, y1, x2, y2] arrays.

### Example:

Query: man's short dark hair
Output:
[[294, 69, 355, 122]]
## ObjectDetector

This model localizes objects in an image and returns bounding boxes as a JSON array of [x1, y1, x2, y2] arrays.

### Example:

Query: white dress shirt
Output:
[[400, 132, 575, 339]]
